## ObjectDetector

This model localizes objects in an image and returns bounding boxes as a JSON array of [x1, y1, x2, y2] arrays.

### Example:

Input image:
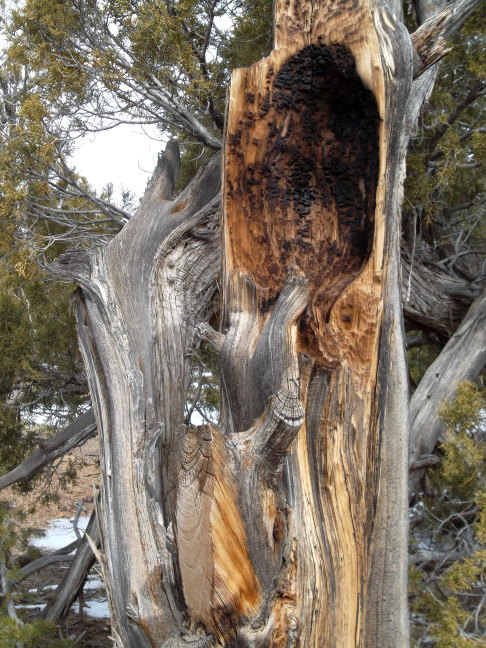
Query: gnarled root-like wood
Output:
[[50, 142, 222, 645], [176, 267, 307, 643]]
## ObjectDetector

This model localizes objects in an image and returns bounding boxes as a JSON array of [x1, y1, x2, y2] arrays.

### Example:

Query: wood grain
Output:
[[222, 0, 412, 645]]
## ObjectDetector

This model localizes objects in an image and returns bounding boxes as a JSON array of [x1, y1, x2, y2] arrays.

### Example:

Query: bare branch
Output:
[[17, 541, 80, 582], [195, 322, 225, 351], [411, 0, 483, 77], [0, 409, 96, 491], [409, 454, 441, 470], [409, 287, 486, 499], [42, 508, 100, 623], [402, 251, 481, 336], [409, 549, 469, 565]]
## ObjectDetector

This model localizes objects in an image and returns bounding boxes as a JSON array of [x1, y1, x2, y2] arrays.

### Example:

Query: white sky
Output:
[[71, 123, 167, 203], [70, 13, 235, 203]]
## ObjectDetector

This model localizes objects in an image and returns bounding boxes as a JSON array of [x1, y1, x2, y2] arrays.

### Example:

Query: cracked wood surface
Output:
[[222, 1, 411, 646], [51, 144, 222, 646], [176, 423, 260, 640], [43, 1, 482, 646]]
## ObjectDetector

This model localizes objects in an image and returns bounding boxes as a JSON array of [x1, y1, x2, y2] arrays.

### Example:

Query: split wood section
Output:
[[50, 147, 224, 646], [221, 0, 411, 646], [49, 0, 412, 646]]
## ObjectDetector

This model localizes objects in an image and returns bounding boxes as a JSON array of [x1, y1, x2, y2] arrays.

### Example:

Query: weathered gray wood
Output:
[[363, 0, 483, 636], [402, 252, 479, 336], [18, 540, 79, 582], [0, 409, 96, 490], [411, 0, 482, 76], [50, 143, 221, 645], [409, 287, 486, 499], [408, 549, 468, 565], [42, 508, 100, 623]]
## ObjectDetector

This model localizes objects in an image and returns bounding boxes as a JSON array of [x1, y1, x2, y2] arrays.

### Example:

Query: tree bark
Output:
[[47, 1, 480, 646], [408, 287, 486, 498], [50, 142, 222, 646], [18, 540, 79, 582]]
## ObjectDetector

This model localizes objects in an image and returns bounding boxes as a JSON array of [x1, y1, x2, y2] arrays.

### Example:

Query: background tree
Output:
[[404, 1, 485, 352], [0, 0, 483, 646], [409, 381, 486, 647]]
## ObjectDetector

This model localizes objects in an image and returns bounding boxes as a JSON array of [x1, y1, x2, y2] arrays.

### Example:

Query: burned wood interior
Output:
[[218, 0, 411, 644], [225, 42, 380, 361]]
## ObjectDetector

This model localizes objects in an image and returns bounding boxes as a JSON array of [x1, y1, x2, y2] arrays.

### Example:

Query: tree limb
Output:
[[408, 548, 469, 565], [409, 454, 441, 470], [0, 409, 96, 491], [411, 0, 483, 77], [42, 508, 100, 623], [195, 322, 225, 351], [409, 287, 486, 499], [402, 251, 481, 336], [17, 541, 80, 582]]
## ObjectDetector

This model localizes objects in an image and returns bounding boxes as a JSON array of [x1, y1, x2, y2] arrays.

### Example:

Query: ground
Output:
[[2, 437, 112, 646], [19, 562, 112, 647]]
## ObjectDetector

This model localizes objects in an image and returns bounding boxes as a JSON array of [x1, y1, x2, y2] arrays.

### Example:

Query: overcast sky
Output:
[[72, 123, 166, 203]]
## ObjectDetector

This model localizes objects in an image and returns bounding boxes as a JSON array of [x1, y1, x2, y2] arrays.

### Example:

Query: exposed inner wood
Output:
[[176, 423, 260, 640], [220, 0, 410, 646], [224, 42, 380, 365]]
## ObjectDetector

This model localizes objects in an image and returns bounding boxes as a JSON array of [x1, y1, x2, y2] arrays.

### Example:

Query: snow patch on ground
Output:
[[31, 516, 90, 551], [72, 598, 109, 618], [30, 517, 110, 618]]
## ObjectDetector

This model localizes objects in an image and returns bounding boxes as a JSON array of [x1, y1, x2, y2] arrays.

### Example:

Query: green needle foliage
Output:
[[0, 259, 87, 479], [409, 382, 486, 647], [0, 503, 74, 647]]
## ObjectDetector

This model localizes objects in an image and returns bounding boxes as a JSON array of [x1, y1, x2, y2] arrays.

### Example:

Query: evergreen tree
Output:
[[410, 381, 486, 647]]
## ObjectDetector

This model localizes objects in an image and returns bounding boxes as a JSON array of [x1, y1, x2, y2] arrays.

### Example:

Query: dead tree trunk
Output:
[[51, 144, 222, 647], [220, 2, 411, 646], [48, 1, 479, 646]]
